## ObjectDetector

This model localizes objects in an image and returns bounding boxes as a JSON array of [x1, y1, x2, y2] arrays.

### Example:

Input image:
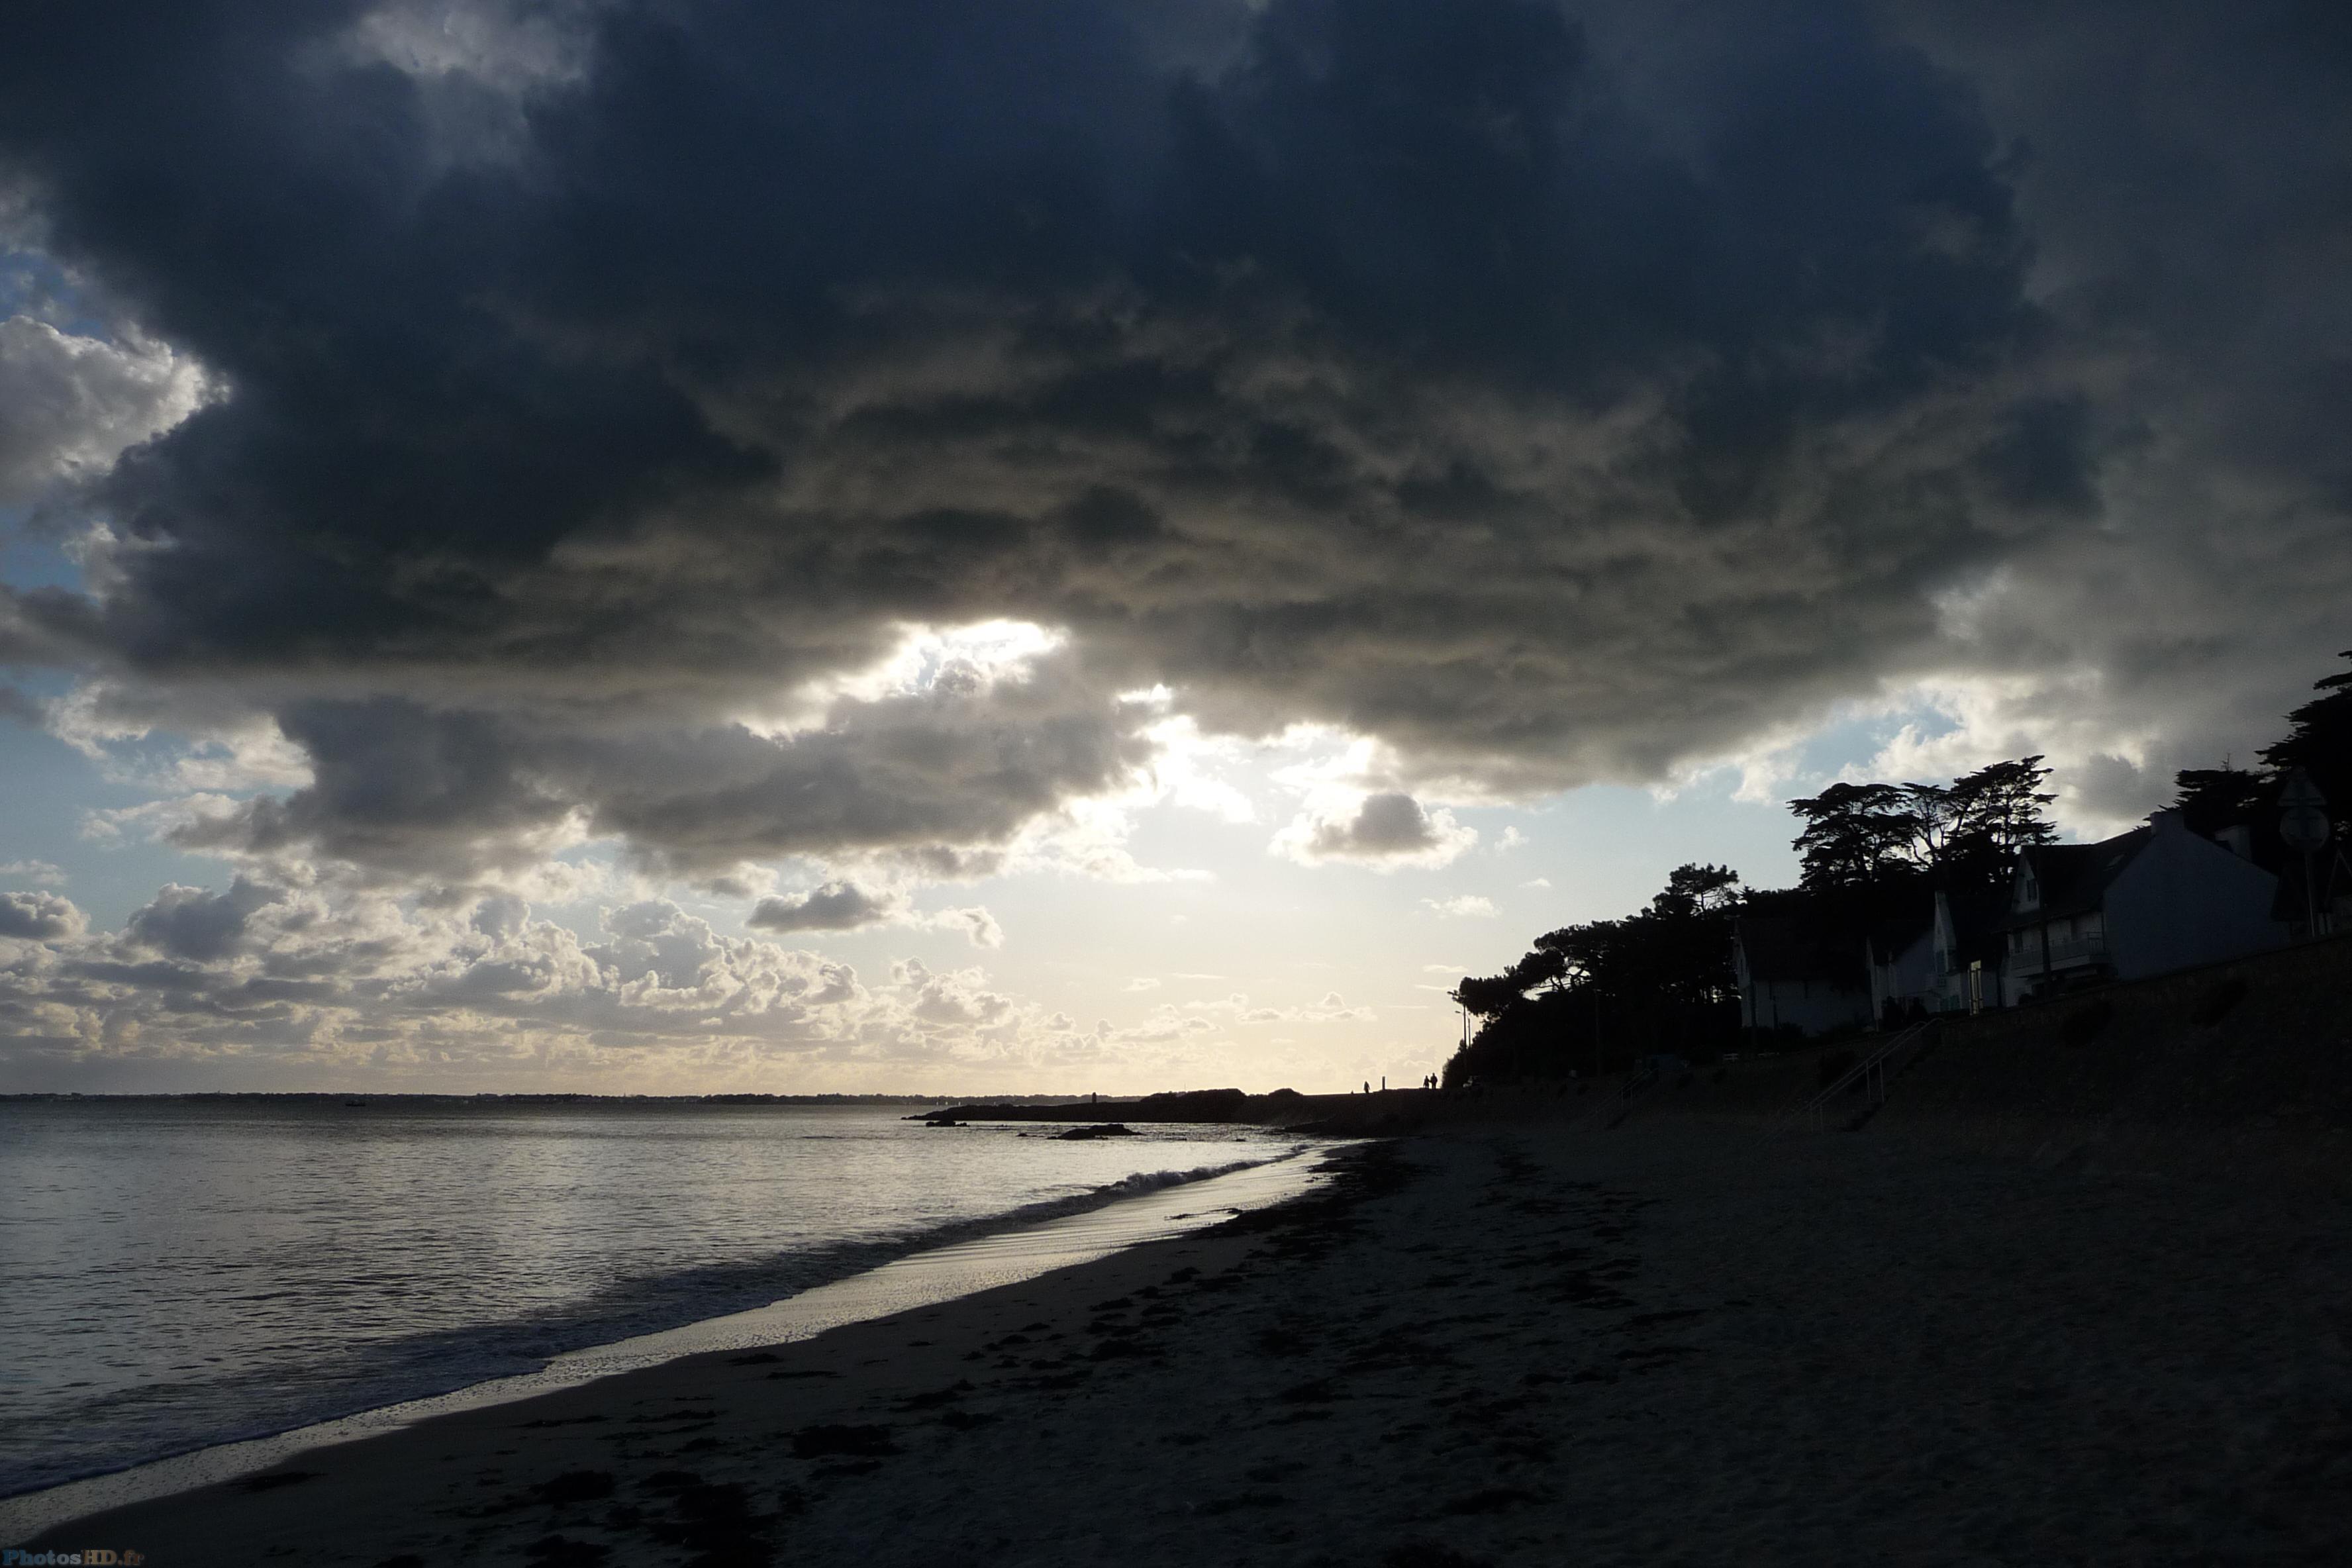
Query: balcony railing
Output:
[[2010, 934, 2107, 973]]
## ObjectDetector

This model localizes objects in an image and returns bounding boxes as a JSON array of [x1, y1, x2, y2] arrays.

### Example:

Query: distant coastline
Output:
[[0, 1091, 1069, 1105]]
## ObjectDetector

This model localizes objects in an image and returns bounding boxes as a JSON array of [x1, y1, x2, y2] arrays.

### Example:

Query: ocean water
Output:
[[0, 1097, 1314, 1499]]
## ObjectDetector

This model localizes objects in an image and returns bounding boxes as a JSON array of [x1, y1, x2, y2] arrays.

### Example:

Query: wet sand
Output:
[[25, 1123, 2352, 1565]]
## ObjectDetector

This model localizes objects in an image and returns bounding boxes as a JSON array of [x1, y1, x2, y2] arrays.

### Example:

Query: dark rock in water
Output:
[[923, 1118, 965, 1128], [912, 1087, 1253, 1125], [1053, 1123, 1136, 1140]]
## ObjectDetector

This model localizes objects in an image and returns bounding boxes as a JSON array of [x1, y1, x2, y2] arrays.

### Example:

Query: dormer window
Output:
[[2016, 871, 2039, 911]]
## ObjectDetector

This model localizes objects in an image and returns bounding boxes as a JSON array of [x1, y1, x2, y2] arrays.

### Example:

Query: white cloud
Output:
[[928, 905, 1004, 950], [46, 678, 314, 793], [1181, 989, 1374, 1024], [1422, 895, 1497, 920], [0, 889, 1089, 1085], [1136, 712, 1259, 824], [0, 890, 84, 941], [79, 793, 245, 847], [0, 317, 218, 503]]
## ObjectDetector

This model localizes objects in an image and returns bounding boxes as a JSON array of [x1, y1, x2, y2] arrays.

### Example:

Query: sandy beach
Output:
[[20, 1107, 2352, 1567]]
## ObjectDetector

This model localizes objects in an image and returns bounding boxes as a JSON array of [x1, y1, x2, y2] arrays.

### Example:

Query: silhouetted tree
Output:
[[2173, 765, 2269, 840], [2261, 648, 2352, 820], [1653, 861, 1742, 916], [1900, 781, 1963, 869], [1939, 755, 2059, 891], [1445, 863, 1743, 1086], [1787, 782, 1920, 891], [2163, 653, 2352, 868], [1791, 758, 2054, 899]]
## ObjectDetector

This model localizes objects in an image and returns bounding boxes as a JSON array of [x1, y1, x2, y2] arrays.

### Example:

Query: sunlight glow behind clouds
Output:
[[1, 0, 2346, 1092], [736, 619, 1072, 740]]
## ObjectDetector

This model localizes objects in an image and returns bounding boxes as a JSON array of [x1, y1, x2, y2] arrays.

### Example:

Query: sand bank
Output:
[[20, 1119, 2352, 1565]]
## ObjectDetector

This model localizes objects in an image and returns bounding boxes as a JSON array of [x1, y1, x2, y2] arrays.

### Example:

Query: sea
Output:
[[0, 1096, 1322, 1503]]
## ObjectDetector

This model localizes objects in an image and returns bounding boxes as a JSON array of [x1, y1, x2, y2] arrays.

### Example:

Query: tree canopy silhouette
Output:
[[2261, 649, 2352, 818], [1444, 863, 1743, 1086], [2168, 649, 2352, 869], [1787, 782, 1920, 890], [1788, 757, 2053, 897]]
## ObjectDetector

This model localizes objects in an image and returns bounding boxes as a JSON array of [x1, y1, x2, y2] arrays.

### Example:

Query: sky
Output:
[[1, 0, 2347, 1096]]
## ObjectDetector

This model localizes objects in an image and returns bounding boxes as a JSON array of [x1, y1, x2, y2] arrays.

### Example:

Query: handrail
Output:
[[1596, 1059, 1662, 1129], [1766, 1019, 1939, 1138]]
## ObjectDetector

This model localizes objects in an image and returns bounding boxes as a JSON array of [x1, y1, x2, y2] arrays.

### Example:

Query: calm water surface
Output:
[[0, 1098, 1308, 1497]]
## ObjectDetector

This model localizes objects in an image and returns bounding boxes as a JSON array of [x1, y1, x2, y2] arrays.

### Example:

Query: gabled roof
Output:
[[1734, 908, 1865, 987], [2000, 827, 2150, 930], [1938, 886, 2012, 965], [1866, 915, 1933, 965]]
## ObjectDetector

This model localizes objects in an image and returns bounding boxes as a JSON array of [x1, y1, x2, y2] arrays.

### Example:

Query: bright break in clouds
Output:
[[1, 1, 2347, 1090]]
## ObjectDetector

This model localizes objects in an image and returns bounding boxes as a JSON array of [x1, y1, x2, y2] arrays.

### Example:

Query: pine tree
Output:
[[2172, 765, 2268, 838], [1786, 783, 1920, 890], [1941, 755, 2058, 889], [2259, 650, 2352, 816]]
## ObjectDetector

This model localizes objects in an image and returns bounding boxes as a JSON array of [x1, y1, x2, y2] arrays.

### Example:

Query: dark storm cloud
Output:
[[168, 650, 1151, 876], [0, 0, 2341, 871], [1312, 794, 1445, 857], [747, 883, 897, 935], [1859, 0, 2352, 801], [124, 876, 281, 962], [1292, 791, 1473, 866]]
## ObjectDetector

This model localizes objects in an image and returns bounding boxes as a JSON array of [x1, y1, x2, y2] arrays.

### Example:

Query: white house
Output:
[[1999, 808, 2285, 1002], [1734, 904, 1875, 1038], [1869, 887, 2008, 1020], [1867, 915, 1936, 1022]]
